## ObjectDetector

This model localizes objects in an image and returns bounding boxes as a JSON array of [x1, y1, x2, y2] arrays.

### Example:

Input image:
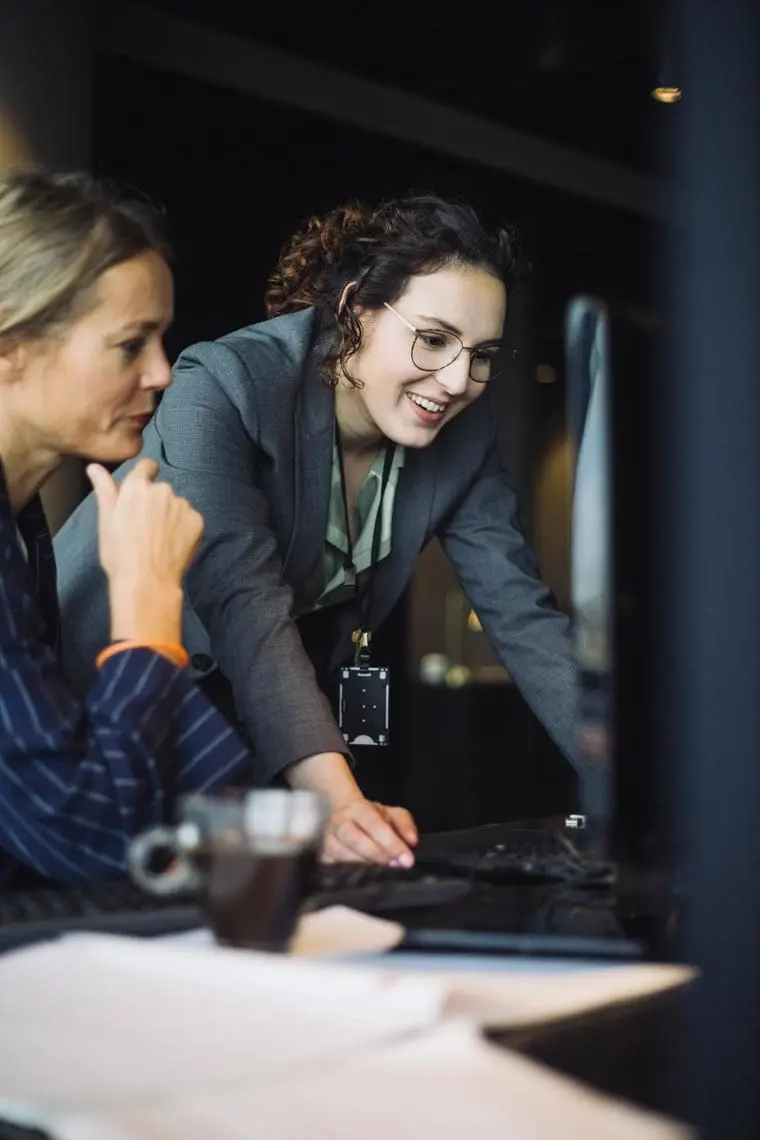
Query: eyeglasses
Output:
[[383, 301, 508, 384]]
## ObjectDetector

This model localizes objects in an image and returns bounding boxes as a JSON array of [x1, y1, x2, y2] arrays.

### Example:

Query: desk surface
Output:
[[367, 818, 686, 1118], [340, 947, 688, 1121], [0, 830, 689, 1138]]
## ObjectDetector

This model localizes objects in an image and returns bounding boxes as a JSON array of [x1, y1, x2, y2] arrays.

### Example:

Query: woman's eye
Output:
[[119, 338, 146, 361], [420, 332, 449, 350]]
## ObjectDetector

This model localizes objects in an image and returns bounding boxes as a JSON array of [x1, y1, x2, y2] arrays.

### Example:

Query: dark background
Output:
[[91, 0, 669, 830]]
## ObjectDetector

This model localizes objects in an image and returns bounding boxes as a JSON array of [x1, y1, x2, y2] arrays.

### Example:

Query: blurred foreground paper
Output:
[[173, 914, 695, 1029], [414, 960, 695, 1028], [48, 1021, 691, 1140], [0, 932, 441, 1127], [0, 927, 695, 1137]]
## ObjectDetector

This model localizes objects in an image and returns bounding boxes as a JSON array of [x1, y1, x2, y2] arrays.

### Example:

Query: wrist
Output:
[[285, 751, 364, 811], [107, 580, 184, 645]]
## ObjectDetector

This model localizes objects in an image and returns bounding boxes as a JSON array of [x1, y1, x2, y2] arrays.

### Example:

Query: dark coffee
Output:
[[201, 842, 319, 952]]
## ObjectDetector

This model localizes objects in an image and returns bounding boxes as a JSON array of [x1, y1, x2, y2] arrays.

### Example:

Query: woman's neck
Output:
[[334, 382, 383, 458], [0, 413, 61, 513]]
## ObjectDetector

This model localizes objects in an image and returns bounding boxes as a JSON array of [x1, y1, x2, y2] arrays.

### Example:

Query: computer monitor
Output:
[[566, 296, 665, 876]]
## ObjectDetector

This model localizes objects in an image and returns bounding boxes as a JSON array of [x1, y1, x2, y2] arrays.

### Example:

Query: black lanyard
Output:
[[334, 426, 396, 662]]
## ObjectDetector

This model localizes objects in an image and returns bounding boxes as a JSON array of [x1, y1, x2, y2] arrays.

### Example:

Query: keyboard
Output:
[[0, 866, 474, 953], [0, 881, 200, 951], [313, 864, 473, 913], [414, 827, 610, 884], [0, 828, 606, 953]]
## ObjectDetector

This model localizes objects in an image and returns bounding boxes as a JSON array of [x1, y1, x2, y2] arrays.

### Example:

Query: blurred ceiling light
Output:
[[651, 54, 682, 104], [651, 84, 682, 103]]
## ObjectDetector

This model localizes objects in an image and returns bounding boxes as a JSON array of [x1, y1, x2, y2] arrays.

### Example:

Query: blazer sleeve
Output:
[[437, 441, 581, 771], [144, 343, 347, 780], [0, 515, 252, 884]]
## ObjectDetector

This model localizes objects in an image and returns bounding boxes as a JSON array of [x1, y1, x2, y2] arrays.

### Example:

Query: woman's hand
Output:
[[89, 459, 203, 585], [286, 750, 419, 866], [321, 798, 418, 866], [88, 459, 203, 645]]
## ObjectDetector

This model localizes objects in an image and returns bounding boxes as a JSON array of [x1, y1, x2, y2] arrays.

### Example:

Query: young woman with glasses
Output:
[[55, 194, 579, 867]]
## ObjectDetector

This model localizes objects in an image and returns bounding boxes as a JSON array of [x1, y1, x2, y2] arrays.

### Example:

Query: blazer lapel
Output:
[[281, 338, 334, 592]]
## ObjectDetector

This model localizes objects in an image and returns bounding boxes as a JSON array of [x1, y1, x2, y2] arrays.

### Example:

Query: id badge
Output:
[[338, 664, 390, 747]]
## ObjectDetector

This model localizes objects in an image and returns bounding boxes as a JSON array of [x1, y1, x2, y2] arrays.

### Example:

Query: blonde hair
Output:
[[0, 170, 169, 344]]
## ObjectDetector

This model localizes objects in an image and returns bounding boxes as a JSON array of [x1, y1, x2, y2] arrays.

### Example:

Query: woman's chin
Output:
[[86, 431, 144, 466], [387, 418, 444, 449]]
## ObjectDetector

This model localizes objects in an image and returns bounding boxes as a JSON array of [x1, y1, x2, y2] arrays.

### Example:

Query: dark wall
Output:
[[0, 0, 92, 530], [94, 55, 656, 359]]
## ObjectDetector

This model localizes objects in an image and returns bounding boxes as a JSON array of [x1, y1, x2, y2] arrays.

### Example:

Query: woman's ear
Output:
[[0, 337, 26, 385], [337, 280, 359, 316]]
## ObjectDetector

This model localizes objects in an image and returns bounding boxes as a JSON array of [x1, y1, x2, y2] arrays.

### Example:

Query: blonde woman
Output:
[[0, 171, 251, 887]]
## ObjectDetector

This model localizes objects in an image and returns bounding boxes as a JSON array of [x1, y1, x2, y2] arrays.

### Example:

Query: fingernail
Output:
[[399, 852, 414, 868]]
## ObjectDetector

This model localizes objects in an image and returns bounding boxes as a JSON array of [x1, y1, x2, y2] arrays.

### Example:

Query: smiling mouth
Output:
[[406, 392, 448, 415]]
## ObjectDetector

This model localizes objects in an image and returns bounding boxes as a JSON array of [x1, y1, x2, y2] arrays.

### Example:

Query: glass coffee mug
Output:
[[128, 789, 328, 952]]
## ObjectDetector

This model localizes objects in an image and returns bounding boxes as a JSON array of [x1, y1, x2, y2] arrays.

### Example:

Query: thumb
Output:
[[129, 457, 160, 483], [86, 463, 119, 513]]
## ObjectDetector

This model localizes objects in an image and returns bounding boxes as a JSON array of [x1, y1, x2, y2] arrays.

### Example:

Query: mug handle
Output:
[[127, 823, 203, 896]]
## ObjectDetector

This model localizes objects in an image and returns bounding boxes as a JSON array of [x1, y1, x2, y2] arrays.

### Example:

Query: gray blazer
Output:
[[54, 308, 579, 785]]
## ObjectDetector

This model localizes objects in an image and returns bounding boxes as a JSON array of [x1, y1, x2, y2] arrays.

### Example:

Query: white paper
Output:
[[171, 904, 404, 956], [0, 925, 696, 1139], [426, 961, 696, 1028], [0, 932, 442, 1126], [172, 922, 695, 1028], [47, 1021, 691, 1140]]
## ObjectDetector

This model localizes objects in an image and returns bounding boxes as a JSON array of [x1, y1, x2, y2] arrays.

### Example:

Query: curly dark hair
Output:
[[264, 194, 526, 387]]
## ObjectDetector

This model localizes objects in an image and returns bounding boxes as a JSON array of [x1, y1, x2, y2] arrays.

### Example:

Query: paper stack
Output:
[[0, 910, 695, 1140]]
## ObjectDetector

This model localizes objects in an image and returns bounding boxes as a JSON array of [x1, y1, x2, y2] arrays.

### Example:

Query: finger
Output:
[[126, 457, 160, 484], [320, 832, 363, 864], [350, 801, 414, 865], [85, 464, 118, 512], [377, 805, 419, 847], [330, 817, 393, 864]]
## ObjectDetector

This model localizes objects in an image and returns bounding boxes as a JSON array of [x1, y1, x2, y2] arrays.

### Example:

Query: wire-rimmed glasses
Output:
[[383, 301, 508, 383]]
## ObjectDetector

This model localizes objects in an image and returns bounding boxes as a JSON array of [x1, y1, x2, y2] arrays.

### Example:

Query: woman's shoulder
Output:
[[177, 308, 318, 386], [159, 309, 322, 439]]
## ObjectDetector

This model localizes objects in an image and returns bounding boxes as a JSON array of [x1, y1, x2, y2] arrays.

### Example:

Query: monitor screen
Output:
[[566, 296, 662, 870], [566, 296, 613, 852]]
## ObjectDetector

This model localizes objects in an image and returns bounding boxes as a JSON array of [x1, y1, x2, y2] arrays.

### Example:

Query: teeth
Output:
[[408, 393, 446, 414]]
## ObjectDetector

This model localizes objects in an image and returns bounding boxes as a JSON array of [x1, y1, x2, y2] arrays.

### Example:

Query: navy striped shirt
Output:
[[0, 467, 253, 887]]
